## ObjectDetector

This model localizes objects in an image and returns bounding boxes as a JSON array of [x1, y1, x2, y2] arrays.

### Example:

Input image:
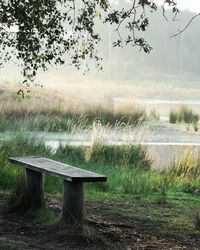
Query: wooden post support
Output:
[[25, 168, 44, 209], [62, 180, 84, 224]]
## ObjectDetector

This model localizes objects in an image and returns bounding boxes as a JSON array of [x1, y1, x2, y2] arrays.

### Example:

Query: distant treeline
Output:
[[97, 3, 200, 81]]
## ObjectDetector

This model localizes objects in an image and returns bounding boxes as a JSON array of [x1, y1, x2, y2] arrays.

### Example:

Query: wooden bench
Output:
[[9, 156, 107, 224]]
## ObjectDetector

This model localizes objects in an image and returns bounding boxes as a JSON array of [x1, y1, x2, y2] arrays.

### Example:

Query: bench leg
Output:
[[25, 168, 44, 209], [62, 180, 84, 225]]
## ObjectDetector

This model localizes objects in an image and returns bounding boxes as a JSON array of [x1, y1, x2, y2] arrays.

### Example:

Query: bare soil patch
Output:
[[0, 193, 200, 250]]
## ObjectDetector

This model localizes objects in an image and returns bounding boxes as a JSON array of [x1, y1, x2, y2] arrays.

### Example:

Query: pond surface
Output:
[[113, 97, 200, 106]]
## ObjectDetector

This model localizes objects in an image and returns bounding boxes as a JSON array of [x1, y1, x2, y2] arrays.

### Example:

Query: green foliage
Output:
[[0, 136, 51, 190], [169, 153, 200, 194], [170, 155, 200, 178], [0, 0, 178, 82], [0, 136, 157, 197], [169, 110, 177, 124], [169, 105, 199, 124], [156, 187, 167, 204], [0, 102, 146, 132], [2, 136, 200, 203], [155, 176, 171, 204], [0, 115, 135, 133], [55, 142, 152, 169], [1, 135, 51, 157], [0, 116, 19, 132], [194, 212, 200, 230], [85, 143, 151, 169], [24, 115, 89, 132], [56, 144, 86, 163], [85, 106, 146, 127]]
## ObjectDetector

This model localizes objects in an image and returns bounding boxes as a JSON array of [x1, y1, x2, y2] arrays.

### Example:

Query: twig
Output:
[[171, 13, 200, 37], [161, 5, 168, 21], [86, 218, 136, 229]]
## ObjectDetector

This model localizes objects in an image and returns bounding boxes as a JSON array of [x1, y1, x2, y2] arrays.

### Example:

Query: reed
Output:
[[0, 88, 146, 132], [0, 136, 199, 200], [169, 105, 199, 125]]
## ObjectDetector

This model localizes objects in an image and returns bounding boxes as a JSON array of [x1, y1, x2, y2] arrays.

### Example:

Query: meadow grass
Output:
[[2, 135, 200, 239], [0, 86, 146, 132], [1, 79, 200, 240], [1, 136, 200, 202]]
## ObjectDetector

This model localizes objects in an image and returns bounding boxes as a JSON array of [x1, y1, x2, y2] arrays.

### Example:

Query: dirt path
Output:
[[0, 194, 200, 250]]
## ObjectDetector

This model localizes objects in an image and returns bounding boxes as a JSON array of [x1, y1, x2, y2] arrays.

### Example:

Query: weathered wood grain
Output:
[[9, 156, 107, 182], [9, 156, 107, 225], [62, 180, 84, 224], [25, 168, 44, 209]]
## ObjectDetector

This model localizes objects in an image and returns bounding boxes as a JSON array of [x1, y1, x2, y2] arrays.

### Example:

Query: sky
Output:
[[155, 0, 200, 13]]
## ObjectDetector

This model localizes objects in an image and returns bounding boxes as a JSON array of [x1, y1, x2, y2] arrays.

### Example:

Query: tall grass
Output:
[[85, 143, 151, 169], [169, 151, 200, 194], [0, 88, 146, 132], [56, 142, 151, 169], [0, 136, 153, 196], [169, 105, 199, 125], [0, 136, 51, 190], [1, 136, 200, 200]]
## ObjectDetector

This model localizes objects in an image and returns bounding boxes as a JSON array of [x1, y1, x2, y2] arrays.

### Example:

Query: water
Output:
[[44, 140, 200, 168], [113, 97, 200, 106]]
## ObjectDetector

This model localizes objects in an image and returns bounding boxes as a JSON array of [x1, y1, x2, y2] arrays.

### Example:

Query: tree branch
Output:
[[171, 13, 200, 37]]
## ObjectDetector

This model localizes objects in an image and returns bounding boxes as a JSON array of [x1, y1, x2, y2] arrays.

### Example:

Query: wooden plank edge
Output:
[[9, 157, 107, 183]]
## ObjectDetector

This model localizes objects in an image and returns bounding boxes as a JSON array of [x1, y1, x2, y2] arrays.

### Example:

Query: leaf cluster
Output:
[[0, 0, 178, 83]]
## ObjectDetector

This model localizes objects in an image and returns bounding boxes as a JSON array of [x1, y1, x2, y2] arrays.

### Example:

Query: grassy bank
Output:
[[1, 79, 200, 248], [1, 136, 200, 247], [1, 136, 200, 202], [0, 86, 146, 132]]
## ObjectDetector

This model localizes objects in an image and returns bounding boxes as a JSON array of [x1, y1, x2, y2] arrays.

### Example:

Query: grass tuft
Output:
[[169, 105, 199, 125], [85, 142, 151, 169]]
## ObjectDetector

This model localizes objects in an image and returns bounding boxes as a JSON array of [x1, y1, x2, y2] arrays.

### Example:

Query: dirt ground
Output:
[[0, 193, 200, 250]]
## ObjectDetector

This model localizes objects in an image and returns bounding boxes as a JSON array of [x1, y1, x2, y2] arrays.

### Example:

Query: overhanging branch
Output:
[[171, 13, 200, 37]]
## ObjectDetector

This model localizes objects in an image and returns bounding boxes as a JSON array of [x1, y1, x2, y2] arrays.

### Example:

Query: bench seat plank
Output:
[[9, 156, 107, 183]]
